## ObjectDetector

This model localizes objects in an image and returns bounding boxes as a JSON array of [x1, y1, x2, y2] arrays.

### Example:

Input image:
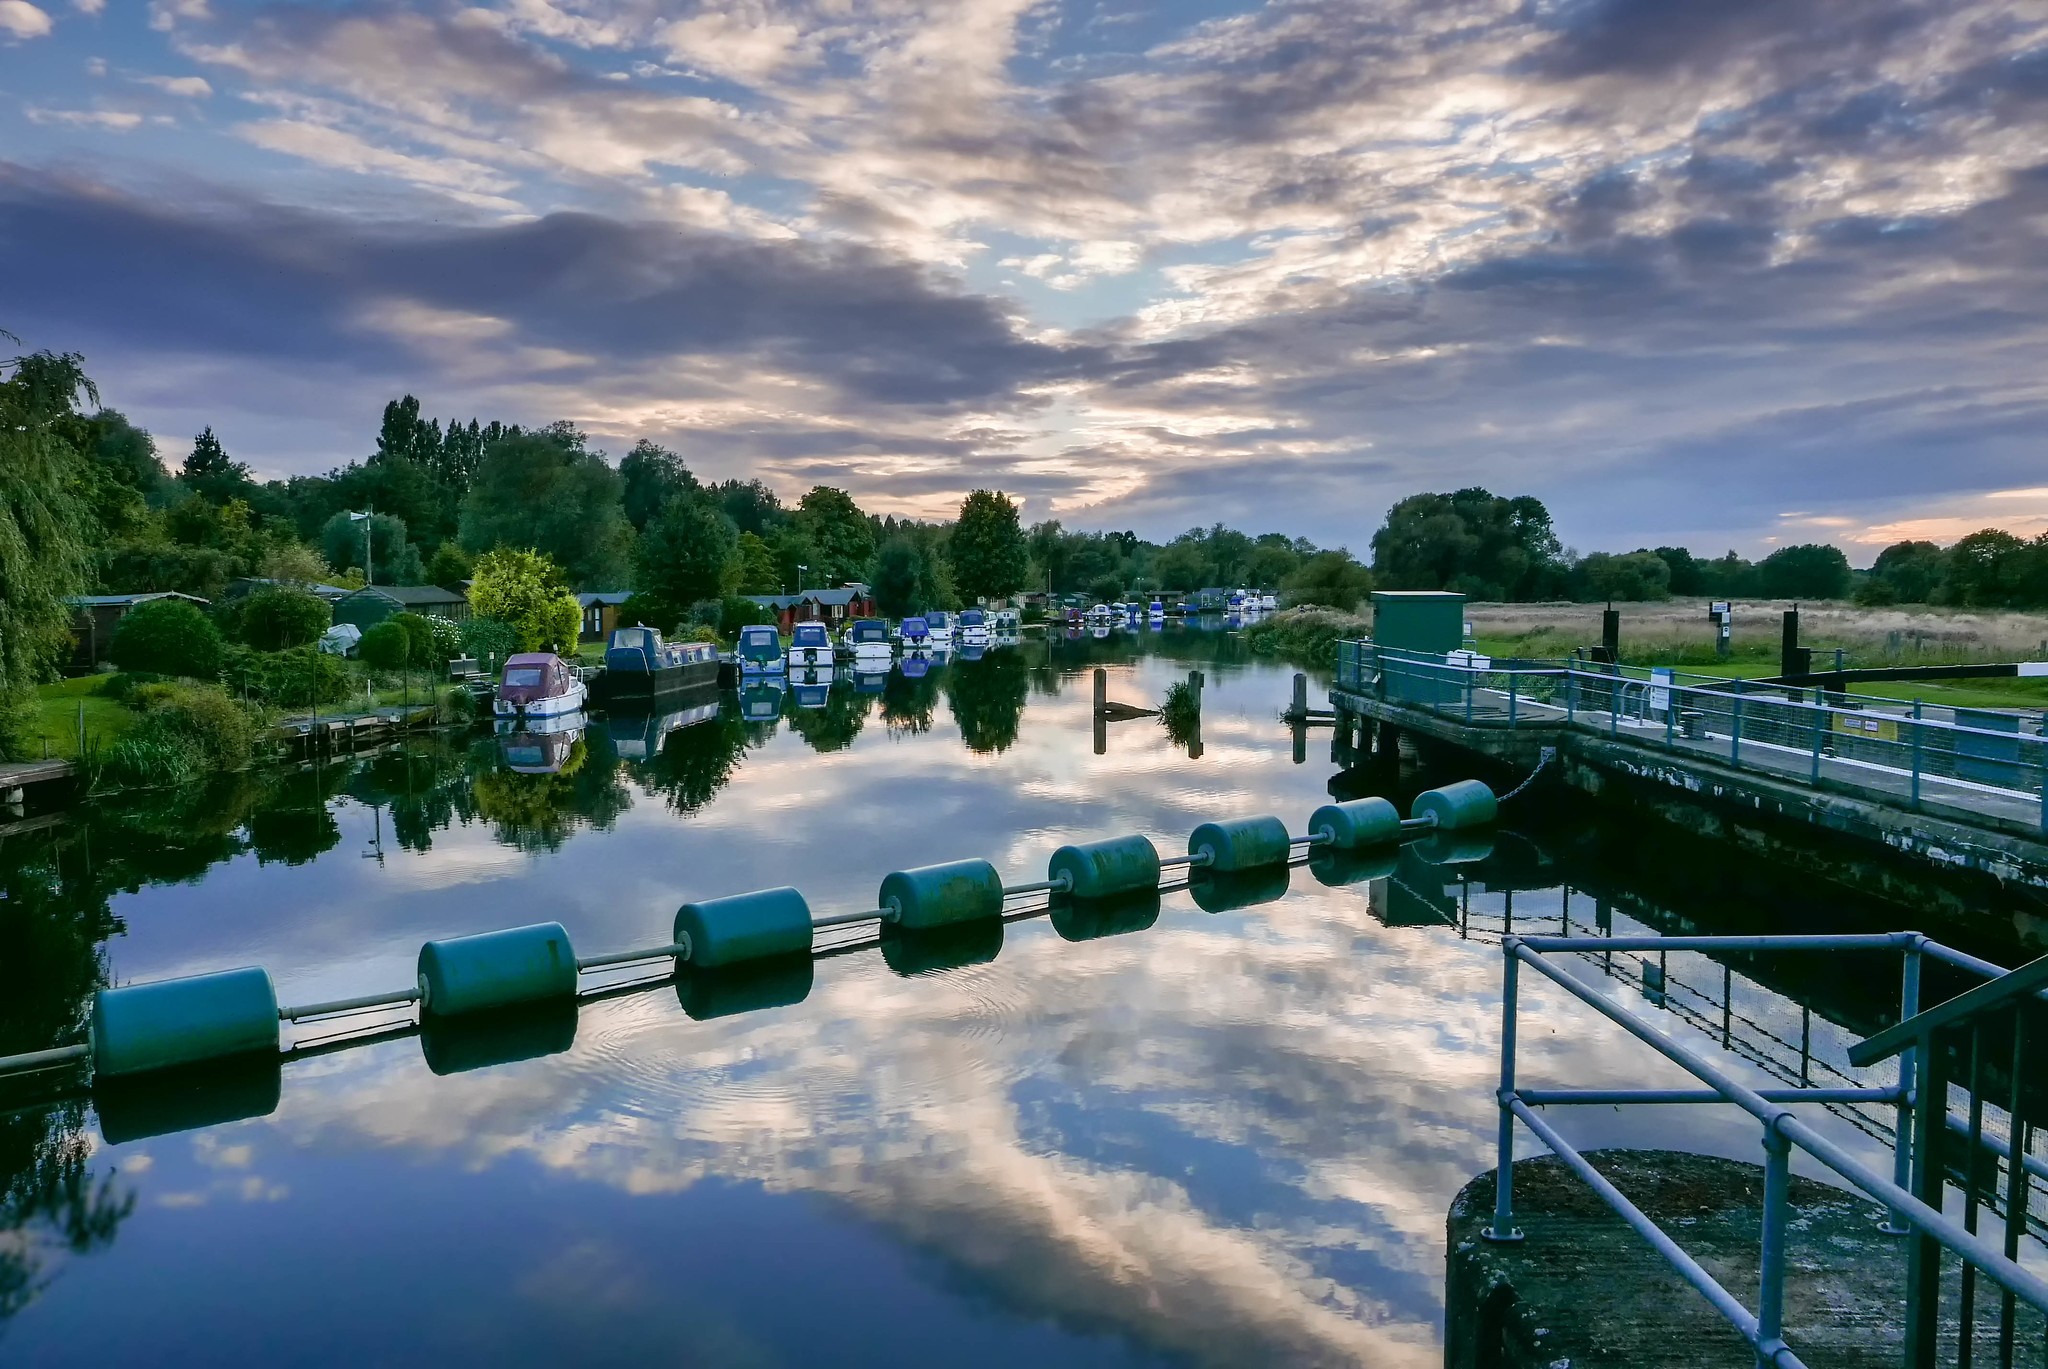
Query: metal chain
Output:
[[1497, 752, 1551, 803]]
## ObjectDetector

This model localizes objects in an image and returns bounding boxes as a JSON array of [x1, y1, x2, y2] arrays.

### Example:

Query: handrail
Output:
[[1485, 931, 2048, 1367], [1846, 950, 2048, 1066]]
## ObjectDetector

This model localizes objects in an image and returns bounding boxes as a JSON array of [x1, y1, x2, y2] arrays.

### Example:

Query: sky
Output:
[[3, 0, 2048, 560]]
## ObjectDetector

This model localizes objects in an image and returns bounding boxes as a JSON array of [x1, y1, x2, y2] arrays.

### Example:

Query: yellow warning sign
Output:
[[1832, 712, 1900, 742]]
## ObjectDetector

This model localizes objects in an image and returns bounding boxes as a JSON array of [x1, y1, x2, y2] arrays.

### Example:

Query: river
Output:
[[1, 625, 2039, 1366]]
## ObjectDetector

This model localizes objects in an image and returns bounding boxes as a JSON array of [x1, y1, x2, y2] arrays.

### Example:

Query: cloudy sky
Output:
[[4, 0, 2048, 557]]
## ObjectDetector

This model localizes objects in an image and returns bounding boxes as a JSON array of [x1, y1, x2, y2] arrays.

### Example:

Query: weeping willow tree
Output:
[[0, 339, 96, 759]]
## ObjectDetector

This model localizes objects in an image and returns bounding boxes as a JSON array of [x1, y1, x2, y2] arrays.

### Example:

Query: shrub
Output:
[[100, 684, 260, 788], [110, 598, 223, 679], [1243, 606, 1373, 665], [420, 614, 463, 662], [239, 586, 331, 650], [358, 620, 411, 671], [390, 611, 438, 667], [459, 616, 517, 665], [717, 595, 777, 637], [260, 647, 351, 708]]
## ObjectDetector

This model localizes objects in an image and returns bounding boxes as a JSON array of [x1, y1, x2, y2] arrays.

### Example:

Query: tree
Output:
[[239, 587, 330, 651], [258, 542, 332, 587], [1870, 540, 1946, 604], [950, 489, 1028, 603], [635, 495, 737, 619], [1574, 551, 1672, 602], [425, 542, 473, 590], [793, 486, 875, 585], [357, 620, 411, 672], [1245, 538, 1302, 590], [619, 440, 699, 532], [872, 537, 923, 617], [1938, 530, 2027, 607], [390, 611, 438, 667], [0, 347, 97, 756], [321, 510, 423, 585], [1757, 543, 1852, 600], [468, 547, 580, 652], [733, 531, 780, 595], [711, 478, 786, 535], [1370, 489, 1566, 600], [459, 428, 634, 589], [1281, 549, 1374, 610], [110, 598, 222, 678], [1648, 547, 1707, 596], [181, 427, 253, 505], [1153, 539, 1208, 591], [373, 395, 440, 468]]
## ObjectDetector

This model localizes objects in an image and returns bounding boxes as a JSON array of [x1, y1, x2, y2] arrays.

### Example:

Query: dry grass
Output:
[[1461, 598, 2048, 666]]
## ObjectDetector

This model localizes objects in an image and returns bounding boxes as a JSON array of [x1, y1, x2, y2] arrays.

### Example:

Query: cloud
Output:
[[0, 0, 52, 39], [138, 73, 213, 97], [26, 107, 142, 129]]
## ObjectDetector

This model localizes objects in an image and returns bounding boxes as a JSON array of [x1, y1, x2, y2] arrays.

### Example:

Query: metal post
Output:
[[1567, 667, 1577, 724], [1757, 1124, 1792, 1366], [1811, 701, 1823, 785], [1911, 700, 1922, 811], [1999, 1012, 2029, 1365], [1484, 946, 1525, 1243], [1882, 943, 1923, 1235], [1731, 681, 1744, 765], [1508, 670, 1517, 727], [1904, 1024, 1947, 1369]]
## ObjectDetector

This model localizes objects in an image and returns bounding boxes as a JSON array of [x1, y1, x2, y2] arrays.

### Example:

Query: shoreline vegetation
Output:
[[12, 340, 2048, 781]]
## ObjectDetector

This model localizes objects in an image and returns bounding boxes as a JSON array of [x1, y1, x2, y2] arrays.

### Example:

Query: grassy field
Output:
[[1464, 598, 2048, 710], [29, 675, 135, 760]]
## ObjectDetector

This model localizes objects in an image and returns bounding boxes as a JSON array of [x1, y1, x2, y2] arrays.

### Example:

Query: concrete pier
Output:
[[1446, 1150, 2043, 1367]]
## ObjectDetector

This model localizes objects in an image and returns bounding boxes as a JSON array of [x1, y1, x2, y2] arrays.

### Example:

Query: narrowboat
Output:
[[736, 624, 785, 674], [595, 626, 720, 702], [788, 620, 834, 669], [900, 616, 931, 648], [958, 607, 990, 647], [925, 610, 955, 645], [844, 618, 893, 662], [495, 653, 587, 719]]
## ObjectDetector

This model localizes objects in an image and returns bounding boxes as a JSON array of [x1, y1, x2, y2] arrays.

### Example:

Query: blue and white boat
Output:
[[737, 624, 785, 674], [958, 607, 990, 648], [843, 618, 892, 663], [788, 620, 833, 670], [899, 616, 930, 648], [925, 610, 955, 646]]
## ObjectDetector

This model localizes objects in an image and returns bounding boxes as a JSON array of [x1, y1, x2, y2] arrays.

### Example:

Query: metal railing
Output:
[[1487, 932, 2048, 1367], [1335, 641, 2048, 835]]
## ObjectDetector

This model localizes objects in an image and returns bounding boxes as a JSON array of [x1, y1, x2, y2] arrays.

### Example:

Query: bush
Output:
[[100, 684, 260, 788], [110, 598, 223, 679], [239, 586, 331, 650], [420, 614, 463, 662], [391, 611, 438, 666], [717, 595, 777, 637], [459, 616, 517, 665], [358, 620, 411, 671], [1243, 606, 1373, 665], [1281, 551, 1374, 611], [260, 647, 351, 708], [618, 592, 674, 633]]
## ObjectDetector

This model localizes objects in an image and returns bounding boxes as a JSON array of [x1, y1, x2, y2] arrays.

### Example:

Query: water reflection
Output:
[[2, 631, 2043, 1365]]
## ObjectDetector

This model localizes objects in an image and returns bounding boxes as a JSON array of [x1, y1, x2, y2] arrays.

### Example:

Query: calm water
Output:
[[2, 627, 2040, 1367]]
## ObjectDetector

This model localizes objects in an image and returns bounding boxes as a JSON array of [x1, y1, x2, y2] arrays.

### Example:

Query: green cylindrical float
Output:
[[1307, 797, 1402, 849], [91, 967, 280, 1078], [1410, 831, 1496, 866], [418, 923, 577, 1017], [1308, 847, 1400, 887], [880, 921, 1003, 977], [421, 1001, 578, 1076], [675, 887, 813, 968], [676, 958, 814, 1021], [1049, 835, 1160, 899], [1409, 779, 1497, 830], [1050, 889, 1161, 942], [95, 1056, 282, 1144], [1187, 815, 1291, 872], [1188, 864, 1290, 913], [880, 859, 1004, 930]]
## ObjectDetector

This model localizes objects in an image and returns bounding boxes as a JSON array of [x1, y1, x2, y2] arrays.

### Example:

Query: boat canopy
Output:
[[791, 622, 832, 647], [901, 616, 929, 635], [737, 626, 781, 657], [848, 619, 889, 642], [927, 611, 951, 627]]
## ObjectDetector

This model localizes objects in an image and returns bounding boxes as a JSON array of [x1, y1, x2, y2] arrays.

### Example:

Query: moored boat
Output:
[[958, 607, 990, 647], [595, 626, 720, 702], [737, 624, 785, 673], [926, 610, 955, 645], [844, 618, 893, 662], [495, 653, 587, 719], [900, 615, 931, 648], [788, 620, 834, 669]]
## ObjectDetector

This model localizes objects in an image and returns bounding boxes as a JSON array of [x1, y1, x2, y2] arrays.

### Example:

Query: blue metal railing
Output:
[[1335, 641, 2048, 835], [1487, 932, 2048, 1367]]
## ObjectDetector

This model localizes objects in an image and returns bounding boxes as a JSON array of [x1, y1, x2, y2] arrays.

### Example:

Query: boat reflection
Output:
[[495, 710, 586, 774], [604, 690, 721, 762], [740, 677, 788, 722]]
